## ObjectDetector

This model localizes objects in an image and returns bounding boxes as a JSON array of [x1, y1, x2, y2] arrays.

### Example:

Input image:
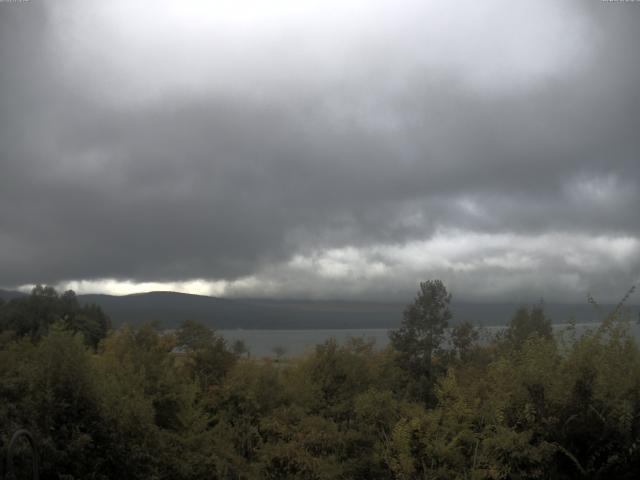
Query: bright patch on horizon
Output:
[[16, 230, 640, 303]]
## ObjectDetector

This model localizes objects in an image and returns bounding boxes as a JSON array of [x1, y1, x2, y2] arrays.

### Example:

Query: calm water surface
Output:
[[220, 322, 640, 357]]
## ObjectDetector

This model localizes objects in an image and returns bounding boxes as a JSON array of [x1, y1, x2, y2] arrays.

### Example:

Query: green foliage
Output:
[[451, 320, 480, 362], [0, 325, 158, 479], [502, 305, 553, 350], [0, 285, 110, 347], [390, 280, 452, 403], [176, 319, 218, 350], [2, 285, 640, 479], [176, 319, 239, 391]]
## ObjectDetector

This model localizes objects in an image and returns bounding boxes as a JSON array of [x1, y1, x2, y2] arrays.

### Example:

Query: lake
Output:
[[219, 321, 640, 357]]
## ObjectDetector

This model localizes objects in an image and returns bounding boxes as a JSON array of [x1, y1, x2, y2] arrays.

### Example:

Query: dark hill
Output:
[[0, 289, 27, 301], [3, 288, 638, 329], [73, 291, 640, 330], [78, 292, 403, 329]]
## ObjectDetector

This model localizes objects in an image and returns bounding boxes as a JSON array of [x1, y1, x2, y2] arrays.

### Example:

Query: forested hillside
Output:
[[1, 284, 640, 479]]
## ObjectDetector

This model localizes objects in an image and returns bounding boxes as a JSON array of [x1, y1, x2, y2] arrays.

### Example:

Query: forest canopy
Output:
[[1, 283, 639, 479]]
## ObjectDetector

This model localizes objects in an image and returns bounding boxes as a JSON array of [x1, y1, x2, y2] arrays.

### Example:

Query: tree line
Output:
[[1, 281, 639, 479]]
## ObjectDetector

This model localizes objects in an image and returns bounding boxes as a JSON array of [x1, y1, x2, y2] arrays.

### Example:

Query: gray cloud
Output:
[[1, 0, 639, 301]]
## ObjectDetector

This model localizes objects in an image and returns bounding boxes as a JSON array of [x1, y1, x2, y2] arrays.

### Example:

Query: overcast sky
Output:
[[1, 0, 639, 302]]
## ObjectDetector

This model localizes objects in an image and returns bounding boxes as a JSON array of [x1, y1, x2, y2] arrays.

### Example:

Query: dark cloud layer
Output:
[[1, 1, 639, 301]]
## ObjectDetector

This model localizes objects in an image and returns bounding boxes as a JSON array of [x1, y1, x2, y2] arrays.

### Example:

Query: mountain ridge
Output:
[[3, 288, 638, 329]]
